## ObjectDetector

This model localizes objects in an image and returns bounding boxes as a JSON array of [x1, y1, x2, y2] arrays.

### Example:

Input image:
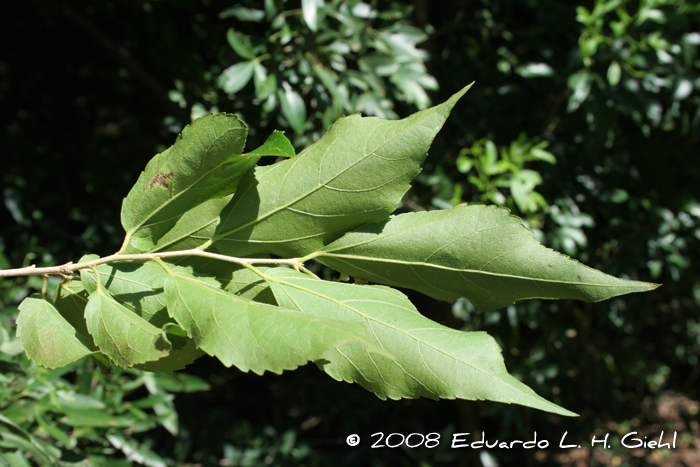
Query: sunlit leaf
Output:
[[279, 85, 307, 133], [219, 61, 255, 94], [213, 84, 472, 258], [120, 113, 254, 253], [163, 266, 374, 373], [247, 130, 295, 158], [316, 204, 658, 311], [266, 268, 575, 416]]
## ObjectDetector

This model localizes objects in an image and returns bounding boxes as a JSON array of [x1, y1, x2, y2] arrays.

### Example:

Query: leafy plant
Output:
[[193, 0, 437, 147], [0, 305, 210, 466], [1, 84, 657, 424]]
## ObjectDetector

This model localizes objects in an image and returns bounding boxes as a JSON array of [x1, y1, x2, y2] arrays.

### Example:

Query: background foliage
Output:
[[2, 0, 699, 465]]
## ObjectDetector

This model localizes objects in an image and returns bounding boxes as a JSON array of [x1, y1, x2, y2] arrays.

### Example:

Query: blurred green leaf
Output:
[[301, 0, 322, 32], [226, 28, 256, 60], [218, 61, 256, 94], [607, 61, 621, 86], [220, 6, 265, 22], [278, 85, 307, 133]]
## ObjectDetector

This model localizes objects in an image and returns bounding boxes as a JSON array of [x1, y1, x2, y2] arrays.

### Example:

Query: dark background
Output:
[[1, 1, 699, 466]]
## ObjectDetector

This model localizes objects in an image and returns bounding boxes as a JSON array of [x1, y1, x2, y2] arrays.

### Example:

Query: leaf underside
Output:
[[81, 260, 171, 325], [17, 295, 93, 369], [12, 84, 659, 416], [85, 285, 171, 368], [163, 266, 374, 374], [266, 268, 575, 416], [317, 204, 658, 311], [212, 84, 473, 258], [121, 113, 255, 253]]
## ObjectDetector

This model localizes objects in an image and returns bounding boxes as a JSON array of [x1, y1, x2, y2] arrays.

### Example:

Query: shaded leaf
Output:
[[213, 84, 472, 258], [169, 257, 278, 305], [266, 268, 575, 416], [219, 6, 265, 22], [144, 196, 233, 253], [120, 113, 253, 253], [53, 279, 94, 346], [136, 332, 204, 373], [16, 295, 93, 369], [153, 373, 211, 393], [163, 266, 373, 373], [81, 261, 170, 326], [316, 204, 658, 311], [85, 285, 171, 367], [226, 28, 256, 60]]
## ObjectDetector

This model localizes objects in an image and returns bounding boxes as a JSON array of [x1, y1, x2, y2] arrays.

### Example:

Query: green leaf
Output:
[[301, 0, 320, 31], [219, 6, 265, 22], [16, 295, 93, 369], [126, 195, 232, 254], [153, 372, 211, 393], [530, 148, 557, 164], [316, 204, 658, 311], [247, 130, 295, 158], [162, 266, 373, 373], [219, 61, 255, 94], [54, 391, 106, 410], [213, 84, 473, 258], [254, 65, 277, 101], [226, 28, 256, 60], [279, 85, 307, 133], [0, 413, 61, 466], [53, 280, 94, 345], [266, 268, 575, 416], [85, 284, 171, 367], [120, 113, 253, 253], [224, 265, 278, 304], [107, 434, 168, 467], [607, 61, 621, 86], [136, 332, 204, 372], [170, 257, 278, 305], [57, 408, 134, 428], [81, 261, 170, 326]]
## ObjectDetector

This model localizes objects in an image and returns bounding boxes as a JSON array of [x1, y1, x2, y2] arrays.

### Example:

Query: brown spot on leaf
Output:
[[148, 172, 174, 189]]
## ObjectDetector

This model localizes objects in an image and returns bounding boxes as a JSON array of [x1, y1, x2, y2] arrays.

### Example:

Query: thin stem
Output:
[[298, 264, 320, 279], [90, 266, 102, 289], [0, 249, 305, 279]]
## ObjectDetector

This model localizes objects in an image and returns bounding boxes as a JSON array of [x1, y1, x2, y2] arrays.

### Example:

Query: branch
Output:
[[0, 249, 305, 279]]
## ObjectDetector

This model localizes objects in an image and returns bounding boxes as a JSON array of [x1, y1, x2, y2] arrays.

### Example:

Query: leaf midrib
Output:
[[318, 253, 650, 288], [127, 125, 246, 235], [213, 108, 442, 243], [272, 275, 563, 410]]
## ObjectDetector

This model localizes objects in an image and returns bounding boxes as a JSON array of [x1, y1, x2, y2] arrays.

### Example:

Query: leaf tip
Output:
[[444, 82, 475, 109]]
